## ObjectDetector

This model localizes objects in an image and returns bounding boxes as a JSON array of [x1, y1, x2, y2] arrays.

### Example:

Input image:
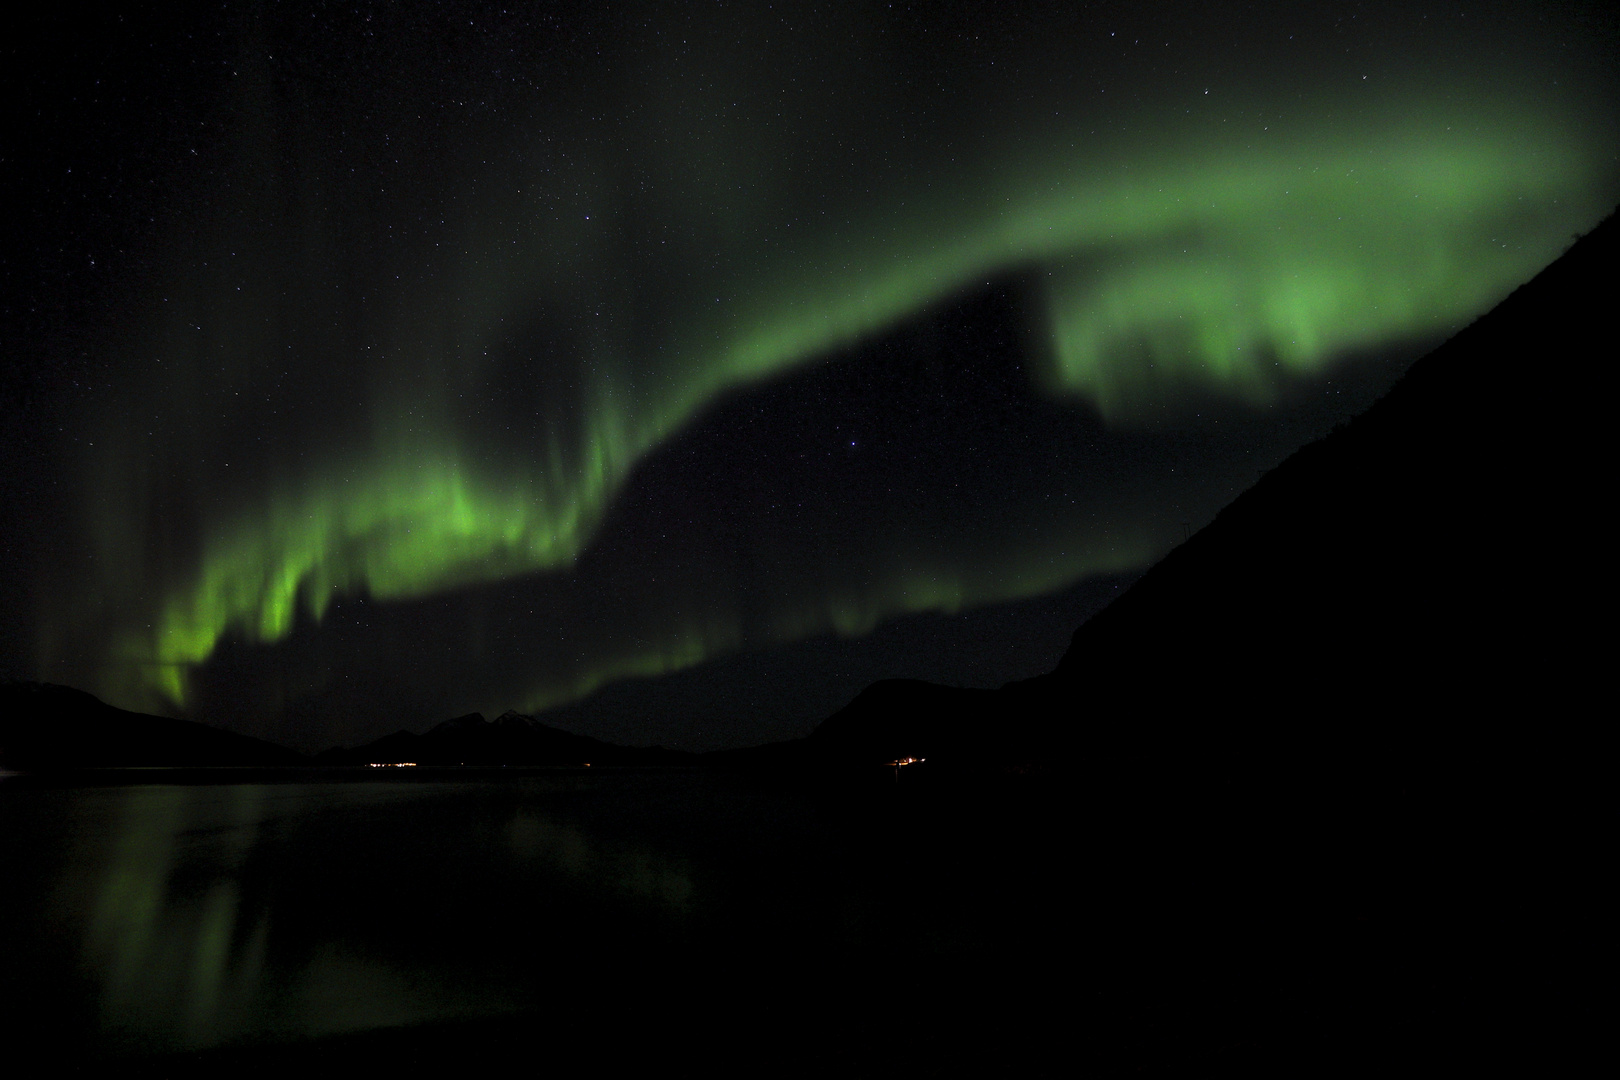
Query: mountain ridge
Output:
[[0, 681, 305, 768], [5, 209, 1610, 773]]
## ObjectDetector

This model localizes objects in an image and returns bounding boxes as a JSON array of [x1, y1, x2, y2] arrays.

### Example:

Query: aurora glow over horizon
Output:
[[8, 3, 1617, 750]]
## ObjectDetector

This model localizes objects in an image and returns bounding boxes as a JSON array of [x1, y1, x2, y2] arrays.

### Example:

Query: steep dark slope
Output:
[[1025, 211, 1614, 752], [758, 214, 1615, 1074], [0, 681, 306, 768], [792, 210, 1613, 773]]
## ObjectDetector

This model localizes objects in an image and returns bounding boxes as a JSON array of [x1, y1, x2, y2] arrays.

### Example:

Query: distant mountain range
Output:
[[0, 686, 690, 769], [4, 209, 1611, 773], [311, 709, 691, 767]]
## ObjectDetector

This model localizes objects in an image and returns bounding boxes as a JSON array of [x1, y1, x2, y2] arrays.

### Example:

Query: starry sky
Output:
[[2, 2, 1615, 752]]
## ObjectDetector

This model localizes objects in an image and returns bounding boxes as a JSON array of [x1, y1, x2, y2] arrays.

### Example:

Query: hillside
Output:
[[0, 682, 305, 768], [785, 210, 1614, 770]]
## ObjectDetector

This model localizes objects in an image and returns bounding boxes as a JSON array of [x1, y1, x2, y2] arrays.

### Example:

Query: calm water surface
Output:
[[3, 759, 1521, 1074], [0, 768, 1070, 1065]]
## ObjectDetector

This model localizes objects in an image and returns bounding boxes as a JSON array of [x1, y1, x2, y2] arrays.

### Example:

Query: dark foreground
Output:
[[0, 751, 1599, 1077]]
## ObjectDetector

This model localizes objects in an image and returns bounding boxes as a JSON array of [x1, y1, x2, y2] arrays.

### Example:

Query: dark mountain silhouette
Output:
[[697, 216, 1610, 1075], [770, 210, 1615, 772], [0, 683, 694, 769], [8, 212, 1611, 781], [0, 681, 306, 768], [708, 678, 1030, 775], [314, 709, 691, 766], [811, 679, 996, 759], [1024, 220, 1611, 753], [5, 217, 1608, 1076]]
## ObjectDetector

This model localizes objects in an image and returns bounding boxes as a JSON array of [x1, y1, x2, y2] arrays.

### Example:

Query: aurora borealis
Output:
[[3, 3, 1616, 750]]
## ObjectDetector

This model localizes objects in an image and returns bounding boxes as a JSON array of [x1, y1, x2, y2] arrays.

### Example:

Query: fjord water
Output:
[[3, 757, 1593, 1074], [0, 768, 1077, 1070]]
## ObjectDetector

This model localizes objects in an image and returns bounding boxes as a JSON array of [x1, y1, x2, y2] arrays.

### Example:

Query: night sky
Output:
[[2, 2, 1615, 752]]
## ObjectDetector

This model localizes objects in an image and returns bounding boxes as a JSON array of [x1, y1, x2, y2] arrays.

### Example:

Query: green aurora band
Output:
[[59, 75, 1614, 718]]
